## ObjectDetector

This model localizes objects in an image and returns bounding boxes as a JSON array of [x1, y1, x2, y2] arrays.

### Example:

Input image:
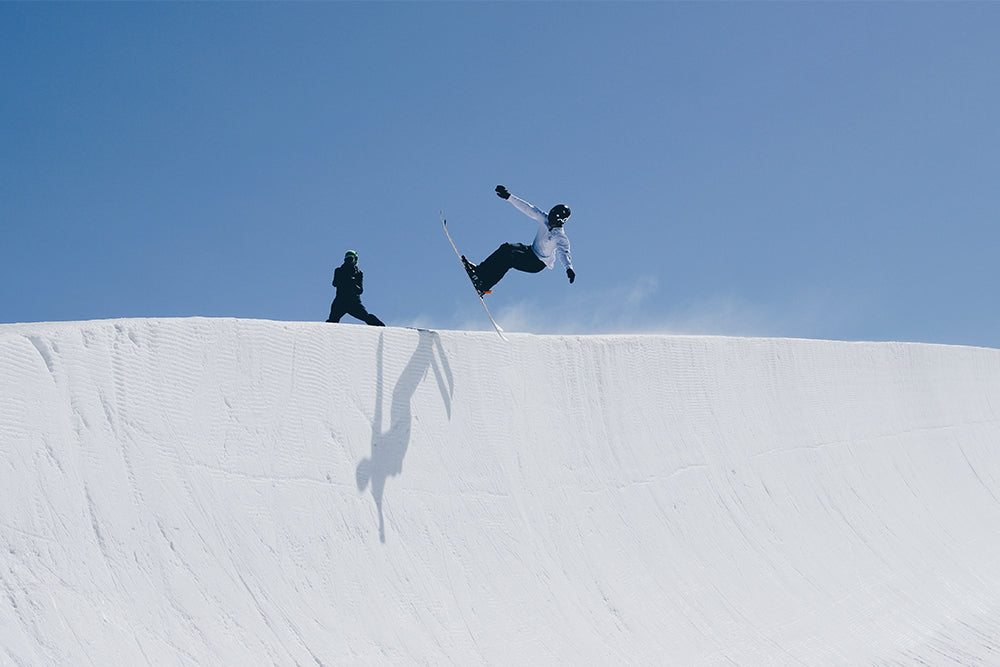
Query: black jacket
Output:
[[332, 264, 364, 300]]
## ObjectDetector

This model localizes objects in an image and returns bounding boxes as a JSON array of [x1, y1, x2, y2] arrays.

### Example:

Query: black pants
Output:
[[327, 298, 385, 326], [477, 242, 545, 291]]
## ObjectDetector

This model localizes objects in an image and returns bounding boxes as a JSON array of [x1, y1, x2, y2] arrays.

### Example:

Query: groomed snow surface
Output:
[[3, 317, 1000, 665]]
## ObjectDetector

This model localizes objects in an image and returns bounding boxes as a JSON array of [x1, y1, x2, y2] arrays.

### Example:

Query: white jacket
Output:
[[507, 194, 574, 271]]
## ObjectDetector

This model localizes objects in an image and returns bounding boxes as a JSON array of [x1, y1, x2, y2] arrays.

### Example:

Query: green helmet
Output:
[[344, 250, 358, 262]]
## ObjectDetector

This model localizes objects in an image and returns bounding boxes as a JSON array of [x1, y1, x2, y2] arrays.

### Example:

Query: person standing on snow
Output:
[[326, 250, 385, 326], [461, 185, 576, 295]]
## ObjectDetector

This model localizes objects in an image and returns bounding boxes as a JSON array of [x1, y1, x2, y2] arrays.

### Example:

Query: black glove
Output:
[[495, 185, 510, 200], [567, 268, 575, 284]]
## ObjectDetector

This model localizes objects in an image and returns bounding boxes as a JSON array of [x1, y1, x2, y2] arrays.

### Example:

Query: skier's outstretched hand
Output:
[[567, 268, 576, 284], [495, 185, 510, 200]]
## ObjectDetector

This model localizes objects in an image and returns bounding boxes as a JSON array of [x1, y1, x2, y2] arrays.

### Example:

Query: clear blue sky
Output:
[[3, 2, 999, 346]]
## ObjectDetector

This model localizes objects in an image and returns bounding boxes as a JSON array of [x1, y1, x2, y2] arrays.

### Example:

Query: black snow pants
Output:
[[476, 242, 545, 292], [327, 298, 385, 326]]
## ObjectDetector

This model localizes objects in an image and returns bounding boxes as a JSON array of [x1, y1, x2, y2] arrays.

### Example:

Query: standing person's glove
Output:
[[495, 185, 510, 200], [567, 268, 576, 284]]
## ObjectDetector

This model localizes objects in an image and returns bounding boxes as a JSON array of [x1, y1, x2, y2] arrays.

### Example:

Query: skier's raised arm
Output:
[[496, 185, 546, 223]]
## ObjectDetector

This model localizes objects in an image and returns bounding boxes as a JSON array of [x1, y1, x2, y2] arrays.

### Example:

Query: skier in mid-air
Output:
[[326, 250, 385, 326], [461, 185, 576, 296]]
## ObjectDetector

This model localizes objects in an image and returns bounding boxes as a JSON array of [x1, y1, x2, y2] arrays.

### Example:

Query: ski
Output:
[[441, 212, 508, 341]]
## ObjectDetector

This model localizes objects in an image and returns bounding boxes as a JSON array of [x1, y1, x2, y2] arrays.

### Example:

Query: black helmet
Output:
[[344, 250, 358, 262], [548, 204, 571, 224]]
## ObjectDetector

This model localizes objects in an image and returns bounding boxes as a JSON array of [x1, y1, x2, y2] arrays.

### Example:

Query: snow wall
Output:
[[3, 317, 1000, 665]]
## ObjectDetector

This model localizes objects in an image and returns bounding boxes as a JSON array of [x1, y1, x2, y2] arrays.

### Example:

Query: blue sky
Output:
[[3, 2, 999, 346]]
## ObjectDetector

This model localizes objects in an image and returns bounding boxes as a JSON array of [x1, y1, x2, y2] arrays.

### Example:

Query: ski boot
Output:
[[461, 256, 491, 296]]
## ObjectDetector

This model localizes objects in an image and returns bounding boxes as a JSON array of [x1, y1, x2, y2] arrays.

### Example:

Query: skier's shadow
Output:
[[356, 330, 453, 542]]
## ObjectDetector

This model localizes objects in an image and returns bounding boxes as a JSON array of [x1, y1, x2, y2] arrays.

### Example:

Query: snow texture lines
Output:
[[3, 318, 1000, 664]]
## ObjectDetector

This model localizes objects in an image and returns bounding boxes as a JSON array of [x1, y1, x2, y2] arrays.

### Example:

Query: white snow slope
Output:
[[3, 318, 1000, 665]]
